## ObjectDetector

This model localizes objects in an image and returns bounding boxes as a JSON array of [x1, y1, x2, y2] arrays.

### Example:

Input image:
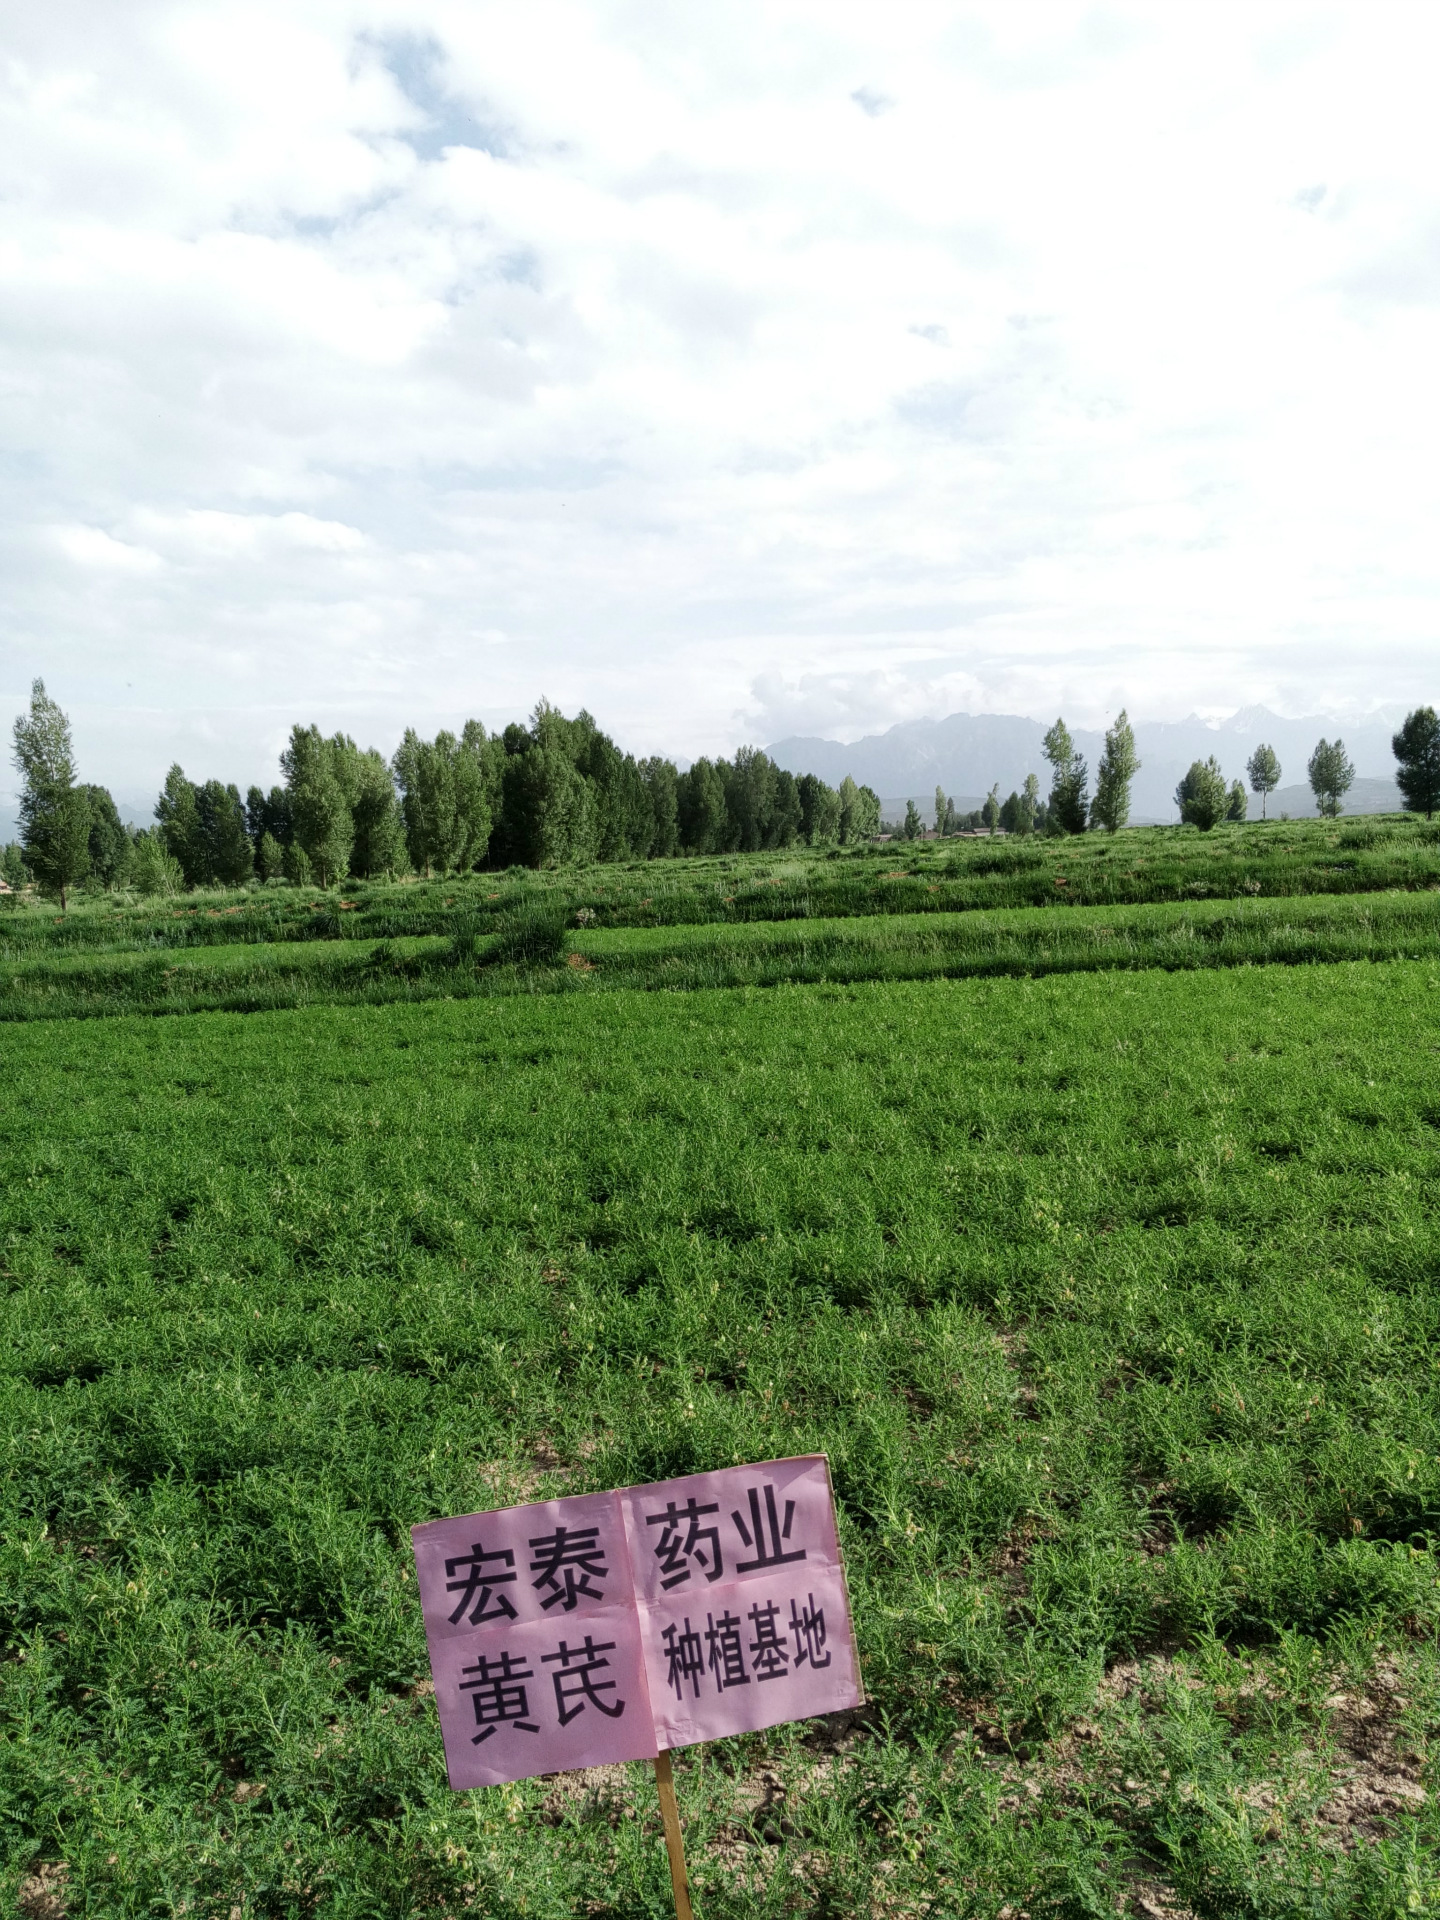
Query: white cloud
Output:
[[2, 0, 1438, 797], [47, 525, 163, 572]]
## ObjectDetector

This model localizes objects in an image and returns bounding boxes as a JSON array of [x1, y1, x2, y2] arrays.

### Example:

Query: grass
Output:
[[2, 815, 1438, 960], [5, 956, 1440, 1914], [4, 888, 1440, 1023]]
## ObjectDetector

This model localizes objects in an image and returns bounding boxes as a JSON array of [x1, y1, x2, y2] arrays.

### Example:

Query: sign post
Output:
[[410, 1454, 862, 1914], [653, 1751, 694, 1920]]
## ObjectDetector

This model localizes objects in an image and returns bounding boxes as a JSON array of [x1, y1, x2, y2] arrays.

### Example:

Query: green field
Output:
[[5, 821, 1440, 1916]]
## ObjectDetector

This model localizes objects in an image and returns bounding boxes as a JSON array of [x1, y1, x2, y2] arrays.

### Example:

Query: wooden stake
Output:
[[653, 1749, 694, 1920]]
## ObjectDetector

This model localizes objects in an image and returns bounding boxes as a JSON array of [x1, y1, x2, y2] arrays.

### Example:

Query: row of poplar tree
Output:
[[890, 708, 1440, 841], [9, 685, 1440, 905], [5, 684, 883, 903]]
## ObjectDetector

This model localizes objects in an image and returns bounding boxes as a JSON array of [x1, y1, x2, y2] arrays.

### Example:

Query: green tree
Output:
[[1393, 707, 1440, 817], [1307, 738, 1354, 819], [838, 775, 878, 843], [1043, 719, 1088, 834], [342, 742, 408, 877], [639, 757, 680, 856], [676, 758, 729, 853], [282, 725, 353, 885], [1175, 756, 1228, 830], [196, 780, 254, 886], [797, 772, 841, 845], [981, 784, 1001, 833], [769, 768, 801, 848], [934, 785, 947, 836], [246, 784, 292, 849], [255, 831, 285, 881], [2, 842, 29, 890], [130, 827, 182, 896], [722, 747, 778, 852], [902, 799, 923, 841], [81, 785, 132, 887], [1246, 744, 1281, 819], [155, 765, 204, 885], [571, 719, 652, 860], [501, 745, 593, 867], [1019, 772, 1040, 835], [1226, 779, 1247, 822], [282, 841, 314, 887], [855, 783, 882, 840], [392, 729, 452, 876], [1090, 710, 1139, 832], [12, 679, 91, 909]]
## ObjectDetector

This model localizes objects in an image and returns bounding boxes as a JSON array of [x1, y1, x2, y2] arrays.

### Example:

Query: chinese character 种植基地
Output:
[[704, 1609, 750, 1691], [732, 1484, 807, 1573], [646, 1496, 724, 1588], [748, 1599, 790, 1682], [789, 1592, 831, 1669], [661, 1617, 705, 1700], [528, 1525, 609, 1611]]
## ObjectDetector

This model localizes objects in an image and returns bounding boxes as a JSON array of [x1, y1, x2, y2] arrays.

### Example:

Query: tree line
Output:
[[8, 685, 1440, 906], [889, 709, 1440, 841], [4, 685, 882, 905]]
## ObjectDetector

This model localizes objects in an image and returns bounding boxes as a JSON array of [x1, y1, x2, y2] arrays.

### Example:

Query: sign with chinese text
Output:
[[411, 1455, 862, 1789]]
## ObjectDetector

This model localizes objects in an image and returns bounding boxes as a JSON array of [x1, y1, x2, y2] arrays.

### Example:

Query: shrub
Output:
[[487, 903, 568, 968]]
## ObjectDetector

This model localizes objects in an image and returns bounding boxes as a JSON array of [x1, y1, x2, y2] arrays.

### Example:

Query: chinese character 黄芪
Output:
[[645, 1497, 724, 1589], [732, 1484, 807, 1573], [528, 1525, 609, 1611], [789, 1593, 831, 1669], [458, 1647, 538, 1743], [705, 1609, 751, 1691], [541, 1635, 626, 1725], [661, 1618, 705, 1700], [444, 1540, 519, 1626], [748, 1599, 790, 1682]]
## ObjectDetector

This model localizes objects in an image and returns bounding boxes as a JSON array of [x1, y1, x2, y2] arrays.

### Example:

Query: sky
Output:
[[3, 1, 1438, 807]]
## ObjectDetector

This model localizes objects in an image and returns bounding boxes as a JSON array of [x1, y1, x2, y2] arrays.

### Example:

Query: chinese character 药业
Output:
[[732, 1484, 807, 1573], [645, 1497, 724, 1589]]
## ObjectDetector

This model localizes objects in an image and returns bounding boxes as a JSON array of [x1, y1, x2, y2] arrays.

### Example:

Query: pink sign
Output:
[[411, 1455, 862, 1789]]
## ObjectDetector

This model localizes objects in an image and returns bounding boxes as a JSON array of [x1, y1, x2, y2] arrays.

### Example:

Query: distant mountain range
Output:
[[766, 707, 1407, 824]]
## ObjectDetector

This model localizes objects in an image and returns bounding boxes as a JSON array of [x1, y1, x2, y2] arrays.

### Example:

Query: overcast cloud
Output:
[[2, 1, 1438, 805]]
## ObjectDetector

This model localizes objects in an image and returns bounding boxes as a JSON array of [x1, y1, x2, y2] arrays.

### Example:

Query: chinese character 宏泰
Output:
[[444, 1540, 519, 1626], [529, 1526, 609, 1611]]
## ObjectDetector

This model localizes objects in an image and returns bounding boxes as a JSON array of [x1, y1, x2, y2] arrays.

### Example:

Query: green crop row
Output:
[[3, 814, 1438, 960], [5, 962, 1440, 1912], [4, 888, 1439, 1022]]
